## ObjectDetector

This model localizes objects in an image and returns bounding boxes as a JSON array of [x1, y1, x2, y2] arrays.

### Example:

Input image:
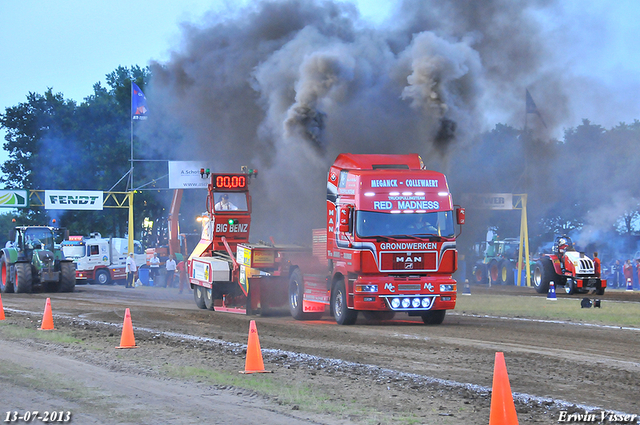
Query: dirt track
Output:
[[0, 283, 639, 424]]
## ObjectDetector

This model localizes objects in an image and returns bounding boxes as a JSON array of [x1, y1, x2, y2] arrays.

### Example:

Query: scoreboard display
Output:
[[212, 174, 248, 190]]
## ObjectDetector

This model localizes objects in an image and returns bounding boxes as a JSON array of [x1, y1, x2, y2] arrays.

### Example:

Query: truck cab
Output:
[[323, 153, 463, 324]]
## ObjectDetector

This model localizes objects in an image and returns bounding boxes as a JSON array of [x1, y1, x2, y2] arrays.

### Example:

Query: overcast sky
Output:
[[1, 0, 639, 157]]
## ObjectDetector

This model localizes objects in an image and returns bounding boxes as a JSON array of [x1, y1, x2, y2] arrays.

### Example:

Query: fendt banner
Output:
[[460, 193, 513, 210], [45, 190, 103, 210], [168, 161, 211, 189]]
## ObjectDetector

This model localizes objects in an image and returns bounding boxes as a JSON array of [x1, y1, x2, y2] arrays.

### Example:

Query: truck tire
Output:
[[421, 310, 446, 325], [332, 278, 357, 325], [95, 269, 111, 285], [1, 257, 13, 293], [288, 268, 323, 320], [193, 285, 206, 309], [498, 260, 514, 285], [488, 260, 499, 285], [595, 284, 605, 296], [533, 258, 554, 294], [204, 288, 216, 311], [362, 311, 396, 322], [58, 262, 76, 292], [14, 263, 32, 293]]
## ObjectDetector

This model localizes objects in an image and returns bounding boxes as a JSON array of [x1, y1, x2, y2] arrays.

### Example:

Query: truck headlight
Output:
[[355, 284, 378, 293], [440, 284, 455, 292]]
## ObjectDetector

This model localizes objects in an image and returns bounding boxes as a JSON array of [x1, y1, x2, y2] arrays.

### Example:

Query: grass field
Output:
[[455, 293, 640, 328]]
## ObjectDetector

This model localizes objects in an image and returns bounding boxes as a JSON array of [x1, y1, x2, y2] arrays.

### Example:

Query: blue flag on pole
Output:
[[131, 82, 148, 120]]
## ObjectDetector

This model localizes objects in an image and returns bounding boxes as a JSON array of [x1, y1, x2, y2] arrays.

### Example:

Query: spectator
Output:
[[165, 254, 177, 288], [125, 253, 137, 289], [149, 253, 160, 285], [593, 252, 601, 278], [623, 259, 633, 289], [177, 260, 187, 294], [612, 260, 622, 288]]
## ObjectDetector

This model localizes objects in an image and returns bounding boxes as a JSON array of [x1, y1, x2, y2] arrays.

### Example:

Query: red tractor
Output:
[[532, 235, 605, 295]]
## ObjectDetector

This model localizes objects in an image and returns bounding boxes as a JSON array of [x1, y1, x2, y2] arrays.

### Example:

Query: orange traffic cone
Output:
[[0, 293, 5, 321], [240, 320, 271, 374], [489, 352, 519, 425], [39, 298, 54, 330], [116, 308, 138, 349]]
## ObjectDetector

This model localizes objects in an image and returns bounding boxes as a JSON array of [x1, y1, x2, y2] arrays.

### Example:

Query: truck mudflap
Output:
[[300, 274, 330, 313]]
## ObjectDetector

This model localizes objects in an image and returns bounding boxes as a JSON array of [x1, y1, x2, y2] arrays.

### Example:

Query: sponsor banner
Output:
[[460, 193, 513, 210], [168, 161, 211, 189], [0, 190, 28, 208], [45, 190, 103, 210]]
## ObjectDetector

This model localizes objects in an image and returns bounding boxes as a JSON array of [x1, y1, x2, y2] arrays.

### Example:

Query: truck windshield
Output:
[[62, 245, 85, 259], [212, 192, 248, 212], [355, 211, 455, 238], [24, 228, 54, 251]]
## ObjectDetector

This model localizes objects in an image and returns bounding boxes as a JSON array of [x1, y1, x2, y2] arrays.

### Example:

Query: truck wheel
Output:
[[288, 268, 323, 320], [0, 257, 13, 293], [204, 288, 216, 311], [488, 260, 499, 285], [332, 278, 357, 325], [533, 259, 554, 294], [421, 310, 446, 325], [362, 311, 396, 322], [193, 285, 206, 309], [95, 269, 111, 285], [595, 285, 605, 296], [14, 263, 32, 293], [498, 260, 515, 285], [58, 262, 76, 292]]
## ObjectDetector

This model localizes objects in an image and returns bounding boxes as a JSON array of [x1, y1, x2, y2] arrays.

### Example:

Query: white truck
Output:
[[61, 233, 145, 285]]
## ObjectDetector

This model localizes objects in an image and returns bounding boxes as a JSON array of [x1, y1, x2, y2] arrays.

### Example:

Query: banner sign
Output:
[[168, 161, 211, 189], [45, 190, 103, 210], [460, 193, 513, 210], [0, 190, 28, 208]]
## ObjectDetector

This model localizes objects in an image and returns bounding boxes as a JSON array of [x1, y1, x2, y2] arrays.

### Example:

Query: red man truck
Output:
[[188, 153, 464, 325]]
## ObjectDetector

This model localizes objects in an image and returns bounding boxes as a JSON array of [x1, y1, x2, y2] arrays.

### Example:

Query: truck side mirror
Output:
[[339, 205, 352, 233], [456, 207, 465, 225]]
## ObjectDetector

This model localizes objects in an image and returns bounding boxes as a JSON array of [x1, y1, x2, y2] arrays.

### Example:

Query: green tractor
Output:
[[0, 226, 76, 293], [472, 236, 521, 285]]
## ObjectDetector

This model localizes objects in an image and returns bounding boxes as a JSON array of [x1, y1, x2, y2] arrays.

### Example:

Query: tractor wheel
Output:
[[332, 278, 357, 325], [421, 310, 446, 325], [488, 260, 500, 285], [288, 268, 323, 320], [564, 279, 578, 295], [95, 269, 111, 285], [498, 260, 515, 285], [204, 288, 216, 311], [533, 258, 555, 294], [0, 257, 13, 294], [193, 285, 206, 309], [58, 262, 76, 292], [362, 311, 396, 322], [473, 264, 487, 284], [14, 263, 33, 293]]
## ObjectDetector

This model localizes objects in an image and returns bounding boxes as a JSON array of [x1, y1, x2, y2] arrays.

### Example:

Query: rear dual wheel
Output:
[[193, 285, 206, 309]]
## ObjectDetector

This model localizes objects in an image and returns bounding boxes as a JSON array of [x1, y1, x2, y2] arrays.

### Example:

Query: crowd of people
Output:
[[605, 258, 640, 290], [124, 252, 188, 293]]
